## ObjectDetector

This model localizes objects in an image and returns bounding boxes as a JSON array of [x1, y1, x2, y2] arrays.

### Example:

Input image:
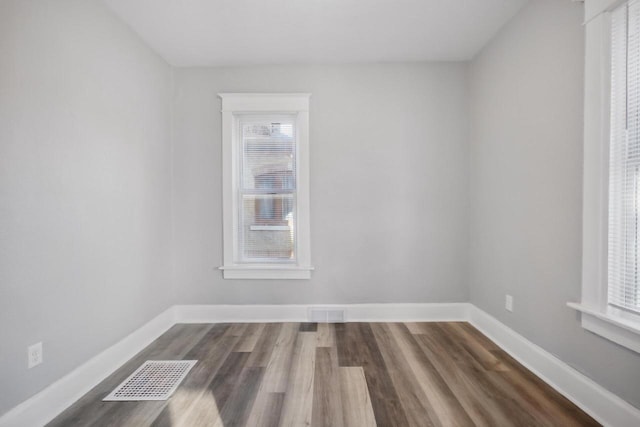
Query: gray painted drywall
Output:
[[171, 64, 470, 304], [0, 0, 173, 415], [469, 0, 640, 408]]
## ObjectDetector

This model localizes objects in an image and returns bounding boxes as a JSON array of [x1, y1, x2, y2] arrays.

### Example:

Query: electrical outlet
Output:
[[505, 294, 514, 312], [28, 342, 43, 369]]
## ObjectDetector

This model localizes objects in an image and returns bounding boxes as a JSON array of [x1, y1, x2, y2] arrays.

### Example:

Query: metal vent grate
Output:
[[308, 307, 346, 323], [103, 360, 197, 401]]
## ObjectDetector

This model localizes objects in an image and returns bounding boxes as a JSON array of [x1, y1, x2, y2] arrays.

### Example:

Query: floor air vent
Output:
[[103, 360, 196, 401], [308, 307, 346, 323]]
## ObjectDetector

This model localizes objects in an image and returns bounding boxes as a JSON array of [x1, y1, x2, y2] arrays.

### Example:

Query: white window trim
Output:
[[570, 0, 640, 353], [218, 93, 313, 280]]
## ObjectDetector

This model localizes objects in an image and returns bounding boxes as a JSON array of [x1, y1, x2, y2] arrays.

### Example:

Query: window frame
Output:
[[218, 93, 313, 280], [570, 0, 640, 353]]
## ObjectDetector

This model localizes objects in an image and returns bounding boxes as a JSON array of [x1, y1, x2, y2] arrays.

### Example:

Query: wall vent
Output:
[[308, 307, 346, 323]]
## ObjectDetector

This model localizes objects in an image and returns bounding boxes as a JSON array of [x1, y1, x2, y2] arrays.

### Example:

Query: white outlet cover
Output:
[[28, 342, 43, 369], [505, 295, 514, 312]]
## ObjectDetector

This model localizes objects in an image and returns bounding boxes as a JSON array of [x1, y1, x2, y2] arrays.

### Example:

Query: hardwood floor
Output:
[[48, 322, 600, 427]]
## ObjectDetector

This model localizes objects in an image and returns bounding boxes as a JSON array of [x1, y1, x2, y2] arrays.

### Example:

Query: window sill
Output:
[[567, 302, 640, 354], [219, 265, 314, 280]]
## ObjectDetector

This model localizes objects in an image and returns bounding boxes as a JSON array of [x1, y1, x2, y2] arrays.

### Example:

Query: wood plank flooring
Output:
[[47, 322, 599, 427]]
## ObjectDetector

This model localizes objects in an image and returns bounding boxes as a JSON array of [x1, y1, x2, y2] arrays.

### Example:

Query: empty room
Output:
[[2, 0, 640, 426]]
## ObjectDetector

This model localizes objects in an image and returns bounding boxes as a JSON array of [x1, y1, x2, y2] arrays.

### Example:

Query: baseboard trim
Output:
[[468, 306, 640, 427], [0, 307, 176, 427], [174, 302, 471, 323], [2, 303, 639, 427]]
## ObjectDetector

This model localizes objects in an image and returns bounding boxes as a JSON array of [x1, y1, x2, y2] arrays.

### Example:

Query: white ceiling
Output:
[[103, 0, 529, 67]]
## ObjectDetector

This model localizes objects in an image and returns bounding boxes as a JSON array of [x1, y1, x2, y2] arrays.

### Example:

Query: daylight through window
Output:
[[608, 1, 640, 314]]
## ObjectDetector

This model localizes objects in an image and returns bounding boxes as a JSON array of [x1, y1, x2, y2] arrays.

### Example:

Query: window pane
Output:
[[237, 115, 298, 263], [608, 2, 640, 313], [241, 118, 296, 191], [239, 194, 296, 262]]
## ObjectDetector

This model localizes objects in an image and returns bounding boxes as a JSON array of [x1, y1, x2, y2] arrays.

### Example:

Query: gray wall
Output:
[[172, 64, 470, 304], [469, 0, 640, 408], [0, 0, 173, 415]]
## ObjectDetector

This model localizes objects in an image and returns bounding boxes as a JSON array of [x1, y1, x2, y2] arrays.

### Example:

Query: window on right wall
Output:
[[571, 0, 640, 354], [608, 1, 640, 316]]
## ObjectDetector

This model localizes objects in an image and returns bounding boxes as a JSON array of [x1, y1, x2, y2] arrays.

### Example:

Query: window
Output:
[[571, 0, 640, 354], [240, 116, 296, 261], [608, 2, 640, 315], [218, 94, 313, 279]]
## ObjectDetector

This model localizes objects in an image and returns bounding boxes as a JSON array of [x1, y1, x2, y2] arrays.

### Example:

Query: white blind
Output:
[[608, 0, 640, 313], [237, 115, 297, 263]]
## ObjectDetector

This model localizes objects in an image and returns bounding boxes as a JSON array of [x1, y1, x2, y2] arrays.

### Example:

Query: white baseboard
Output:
[[468, 306, 640, 427], [174, 302, 470, 323], [0, 307, 176, 427], [341, 303, 470, 322], [2, 303, 639, 427], [175, 304, 309, 323]]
